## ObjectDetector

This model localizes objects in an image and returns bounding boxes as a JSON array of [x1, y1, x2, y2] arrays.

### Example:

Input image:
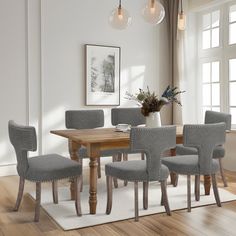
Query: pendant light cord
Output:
[[180, 0, 183, 14]]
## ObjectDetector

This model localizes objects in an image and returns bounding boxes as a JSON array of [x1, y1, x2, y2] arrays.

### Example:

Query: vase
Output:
[[145, 112, 161, 128]]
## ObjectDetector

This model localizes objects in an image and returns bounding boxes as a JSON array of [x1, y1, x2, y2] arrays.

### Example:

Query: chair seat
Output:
[[105, 160, 169, 181], [161, 155, 219, 175], [176, 144, 225, 159], [26, 154, 82, 182]]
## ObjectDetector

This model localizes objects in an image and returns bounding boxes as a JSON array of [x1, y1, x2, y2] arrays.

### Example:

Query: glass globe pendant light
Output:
[[109, 0, 131, 30], [142, 0, 165, 25]]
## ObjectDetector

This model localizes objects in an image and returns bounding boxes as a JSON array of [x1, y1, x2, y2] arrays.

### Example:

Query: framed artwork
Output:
[[85, 44, 120, 105]]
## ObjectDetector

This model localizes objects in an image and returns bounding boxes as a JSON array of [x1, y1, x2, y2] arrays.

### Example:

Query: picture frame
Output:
[[85, 44, 120, 106]]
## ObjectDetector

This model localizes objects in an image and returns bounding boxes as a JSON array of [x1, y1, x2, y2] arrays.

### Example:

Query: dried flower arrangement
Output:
[[126, 86, 185, 116]]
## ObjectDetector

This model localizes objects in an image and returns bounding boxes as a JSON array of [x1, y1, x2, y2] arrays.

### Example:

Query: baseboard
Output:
[[0, 164, 17, 177]]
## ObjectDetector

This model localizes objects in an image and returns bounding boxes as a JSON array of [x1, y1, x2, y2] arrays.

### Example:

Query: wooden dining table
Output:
[[51, 126, 211, 214]]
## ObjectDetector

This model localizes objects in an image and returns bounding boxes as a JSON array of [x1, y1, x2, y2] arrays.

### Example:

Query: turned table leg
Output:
[[170, 148, 178, 186], [68, 139, 81, 200], [87, 143, 100, 214]]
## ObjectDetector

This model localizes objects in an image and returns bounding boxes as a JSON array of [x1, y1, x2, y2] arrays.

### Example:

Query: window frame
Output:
[[197, 1, 236, 128]]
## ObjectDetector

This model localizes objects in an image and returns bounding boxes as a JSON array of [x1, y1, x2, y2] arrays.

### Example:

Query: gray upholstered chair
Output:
[[162, 123, 226, 212], [111, 107, 145, 186], [8, 120, 82, 222], [176, 111, 231, 187], [65, 110, 122, 182], [105, 126, 176, 221]]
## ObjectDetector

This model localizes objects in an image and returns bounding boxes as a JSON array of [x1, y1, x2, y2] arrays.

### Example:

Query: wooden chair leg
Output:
[[52, 180, 58, 204], [143, 181, 148, 210], [187, 175, 191, 212], [106, 176, 113, 214], [123, 153, 128, 186], [75, 176, 82, 216], [97, 157, 101, 179], [160, 180, 171, 216], [34, 182, 41, 222], [134, 181, 139, 221], [219, 158, 228, 187], [160, 192, 164, 206], [170, 172, 179, 187], [141, 152, 145, 160], [112, 154, 119, 188], [211, 174, 222, 207], [195, 175, 200, 201], [14, 177, 25, 211]]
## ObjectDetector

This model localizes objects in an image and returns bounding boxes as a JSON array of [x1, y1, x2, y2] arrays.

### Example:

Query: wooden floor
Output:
[[0, 170, 236, 236]]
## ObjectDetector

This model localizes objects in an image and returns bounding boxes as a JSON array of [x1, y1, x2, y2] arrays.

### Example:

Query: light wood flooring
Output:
[[0, 169, 236, 236]]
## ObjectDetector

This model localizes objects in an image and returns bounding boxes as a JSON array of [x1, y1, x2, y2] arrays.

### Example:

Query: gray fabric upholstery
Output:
[[26, 154, 82, 182], [111, 107, 145, 155], [183, 123, 225, 174], [105, 126, 176, 182], [105, 160, 169, 181], [176, 144, 225, 159], [205, 110, 231, 131], [66, 110, 121, 157], [162, 155, 219, 175], [163, 123, 226, 175], [111, 107, 145, 126], [8, 120, 82, 182], [65, 110, 104, 129], [8, 120, 37, 176], [175, 111, 230, 161]]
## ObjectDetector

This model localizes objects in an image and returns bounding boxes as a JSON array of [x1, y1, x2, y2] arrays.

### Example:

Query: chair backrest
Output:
[[130, 126, 176, 180], [8, 120, 37, 176], [205, 110, 231, 131], [111, 107, 145, 126], [183, 123, 226, 175], [65, 110, 104, 129]]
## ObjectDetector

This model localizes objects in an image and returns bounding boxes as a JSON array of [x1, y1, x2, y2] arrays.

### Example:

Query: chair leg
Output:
[[75, 176, 82, 216], [34, 182, 41, 222], [195, 175, 200, 201], [52, 180, 58, 204], [187, 175, 191, 212], [97, 157, 101, 179], [112, 154, 119, 188], [211, 174, 222, 207], [106, 176, 113, 214], [160, 180, 171, 216], [134, 181, 139, 221], [219, 158, 228, 187], [123, 153, 128, 186], [141, 152, 145, 160], [143, 181, 148, 210], [14, 177, 25, 211], [170, 172, 179, 187]]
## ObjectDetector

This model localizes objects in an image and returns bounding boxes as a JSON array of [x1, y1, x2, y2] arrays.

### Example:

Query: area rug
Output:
[[29, 174, 236, 230]]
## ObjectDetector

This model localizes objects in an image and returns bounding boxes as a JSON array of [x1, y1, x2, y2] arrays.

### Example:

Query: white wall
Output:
[[0, 0, 170, 176]]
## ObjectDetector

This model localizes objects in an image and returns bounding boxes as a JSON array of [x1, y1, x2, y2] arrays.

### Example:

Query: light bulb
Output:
[[142, 0, 165, 25], [178, 12, 186, 30], [109, 5, 131, 30]]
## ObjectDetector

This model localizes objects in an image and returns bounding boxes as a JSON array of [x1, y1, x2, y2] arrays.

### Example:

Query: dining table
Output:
[[51, 126, 211, 214]]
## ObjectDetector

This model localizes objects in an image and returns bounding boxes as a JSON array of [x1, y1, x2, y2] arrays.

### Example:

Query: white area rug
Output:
[[29, 175, 236, 230]]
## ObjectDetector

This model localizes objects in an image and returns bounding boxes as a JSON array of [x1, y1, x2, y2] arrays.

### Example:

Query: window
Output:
[[202, 11, 220, 49], [201, 61, 220, 118], [229, 58, 236, 124], [229, 5, 236, 45], [198, 2, 236, 128]]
